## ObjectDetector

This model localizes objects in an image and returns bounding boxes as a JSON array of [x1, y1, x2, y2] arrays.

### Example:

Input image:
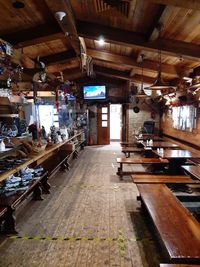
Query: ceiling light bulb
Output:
[[98, 38, 105, 46], [55, 11, 66, 21]]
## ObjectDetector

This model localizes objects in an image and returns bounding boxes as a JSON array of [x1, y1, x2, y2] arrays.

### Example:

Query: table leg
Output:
[[117, 163, 123, 180]]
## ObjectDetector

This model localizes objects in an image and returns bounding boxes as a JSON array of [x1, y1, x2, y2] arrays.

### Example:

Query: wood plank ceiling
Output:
[[1, 0, 200, 91]]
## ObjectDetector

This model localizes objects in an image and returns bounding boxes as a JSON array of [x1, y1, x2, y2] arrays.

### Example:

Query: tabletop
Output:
[[135, 135, 163, 141], [182, 165, 200, 181], [141, 141, 179, 148], [154, 149, 200, 159]]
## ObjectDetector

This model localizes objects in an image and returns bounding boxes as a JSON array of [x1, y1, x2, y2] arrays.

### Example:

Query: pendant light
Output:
[[136, 54, 147, 98], [149, 49, 169, 90]]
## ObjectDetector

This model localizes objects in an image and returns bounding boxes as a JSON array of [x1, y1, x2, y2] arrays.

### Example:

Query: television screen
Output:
[[83, 85, 106, 100]]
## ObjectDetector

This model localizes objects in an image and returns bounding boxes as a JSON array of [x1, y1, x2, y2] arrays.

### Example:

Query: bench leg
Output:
[[3, 207, 17, 234], [73, 150, 79, 159], [33, 184, 44, 200], [42, 175, 51, 194], [117, 163, 123, 180], [65, 161, 70, 170], [81, 143, 85, 150], [60, 162, 68, 172]]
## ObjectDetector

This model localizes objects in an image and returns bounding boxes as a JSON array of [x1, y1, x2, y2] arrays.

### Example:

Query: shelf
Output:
[[0, 114, 19, 118], [0, 131, 84, 183]]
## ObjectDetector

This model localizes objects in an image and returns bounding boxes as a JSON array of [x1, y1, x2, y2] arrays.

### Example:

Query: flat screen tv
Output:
[[83, 85, 106, 100]]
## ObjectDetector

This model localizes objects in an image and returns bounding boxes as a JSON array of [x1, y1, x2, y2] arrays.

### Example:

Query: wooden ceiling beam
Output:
[[93, 65, 154, 84], [77, 20, 200, 60], [73, 74, 125, 85], [131, 74, 155, 85], [2, 21, 63, 49], [87, 48, 178, 76], [44, 0, 82, 56], [36, 48, 177, 77], [62, 67, 84, 80], [147, 5, 166, 41], [147, 0, 200, 10], [130, 69, 136, 77], [39, 49, 77, 65]]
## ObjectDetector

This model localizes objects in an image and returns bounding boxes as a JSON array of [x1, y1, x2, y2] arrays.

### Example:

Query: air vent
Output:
[[95, 0, 129, 17]]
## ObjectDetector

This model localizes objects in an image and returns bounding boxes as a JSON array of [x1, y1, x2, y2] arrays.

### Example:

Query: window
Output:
[[172, 105, 197, 132], [101, 107, 108, 128]]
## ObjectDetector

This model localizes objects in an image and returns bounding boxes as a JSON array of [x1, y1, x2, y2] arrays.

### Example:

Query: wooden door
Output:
[[97, 104, 110, 145]]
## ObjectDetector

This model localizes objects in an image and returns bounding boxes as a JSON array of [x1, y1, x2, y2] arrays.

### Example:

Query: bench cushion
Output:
[[137, 184, 200, 262]]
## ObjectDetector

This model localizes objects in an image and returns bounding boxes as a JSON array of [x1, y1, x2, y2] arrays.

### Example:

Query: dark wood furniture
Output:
[[182, 165, 200, 181], [135, 135, 163, 141], [0, 131, 85, 183], [153, 149, 200, 174], [120, 142, 137, 147], [131, 174, 199, 184], [121, 147, 144, 157], [116, 157, 169, 179], [0, 171, 49, 234], [137, 184, 200, 264], [141, 141, 179, 149], [0, 131, 85, 234]]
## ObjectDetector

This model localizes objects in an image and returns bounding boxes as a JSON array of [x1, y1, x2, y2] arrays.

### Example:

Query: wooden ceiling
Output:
[[1, 0, 200, 90]]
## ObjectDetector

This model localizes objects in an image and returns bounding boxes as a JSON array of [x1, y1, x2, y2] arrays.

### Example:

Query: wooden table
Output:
[[182, 165, 200, 181], [120, 142, 137, 147], [121, 147, 144, 157], [141, 141, 179, 149], [135, 135, 163, 141], [116, 157, 169, 179], [137, 184, 200, 263], [131, 174, 200, 184], [153, 149, 200, 174]]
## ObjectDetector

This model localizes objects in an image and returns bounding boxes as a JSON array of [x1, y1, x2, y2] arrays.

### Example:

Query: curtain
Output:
[[172, 105, 197, 132]]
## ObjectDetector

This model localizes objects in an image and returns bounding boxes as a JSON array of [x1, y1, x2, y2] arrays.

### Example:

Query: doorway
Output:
[[97, 104, 110, 145], [110, 104, 122, 141]]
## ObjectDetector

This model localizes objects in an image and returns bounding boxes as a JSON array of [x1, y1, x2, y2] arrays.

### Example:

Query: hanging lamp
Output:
[[149, 49, 169, 90], [136, 54, 148, 98]]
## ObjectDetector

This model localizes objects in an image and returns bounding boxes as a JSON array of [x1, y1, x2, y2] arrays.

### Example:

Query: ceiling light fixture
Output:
[[136, 54, 147, 98], [149, 49, 169, 90], [55, 11, 66, 21], [98, 37, 105, 46]]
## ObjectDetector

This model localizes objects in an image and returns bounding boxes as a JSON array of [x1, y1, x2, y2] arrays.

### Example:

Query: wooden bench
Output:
[[117, 157, 169, 179], [120, 142, 137, 147], [137, 184, 200, 264], [0, 206, 8, 231], [121, 147, 144, 157], [131, 174, 200, 184], [187, 158, 200, 166], [182, 165, 200, 180], [0, 171, 50, 234]]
